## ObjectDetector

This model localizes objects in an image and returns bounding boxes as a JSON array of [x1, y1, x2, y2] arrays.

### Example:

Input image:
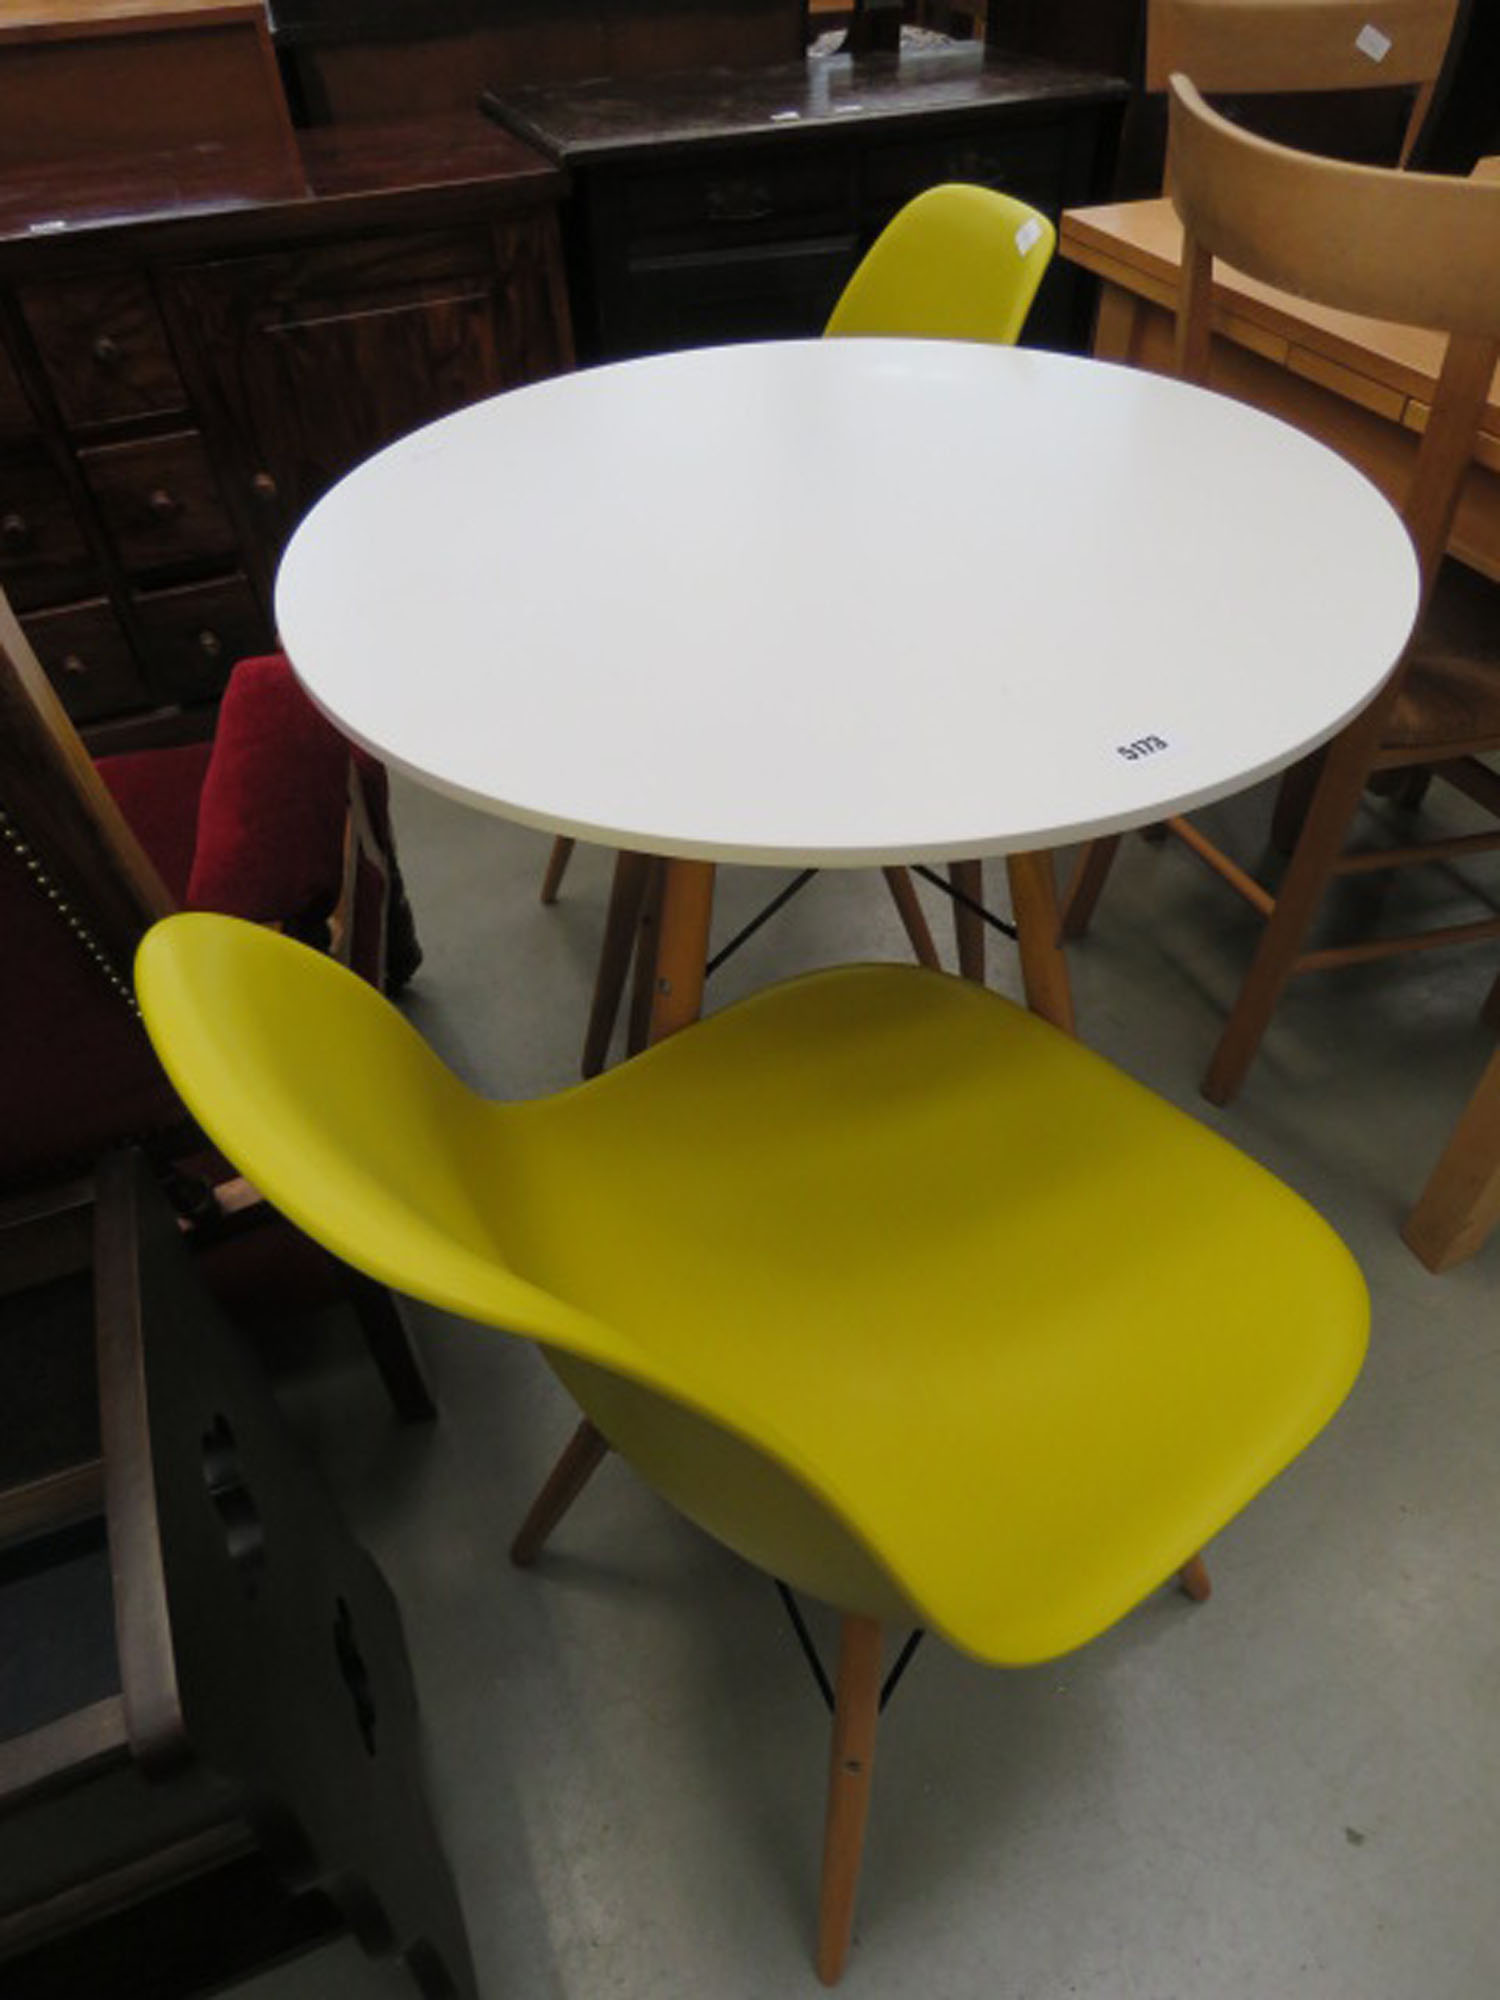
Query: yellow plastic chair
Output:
[[135, 913, 1366, 1984], [545, 183, 1059, 1064], [822, 179, 1056, 343]]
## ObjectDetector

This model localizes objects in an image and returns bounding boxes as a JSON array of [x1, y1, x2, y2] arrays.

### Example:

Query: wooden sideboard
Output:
[[0, 115, 573, 744], [483, 43, 1128, 361]]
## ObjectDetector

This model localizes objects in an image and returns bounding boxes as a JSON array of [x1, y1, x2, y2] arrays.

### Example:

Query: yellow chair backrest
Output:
[[822, 181, 1056, 345]]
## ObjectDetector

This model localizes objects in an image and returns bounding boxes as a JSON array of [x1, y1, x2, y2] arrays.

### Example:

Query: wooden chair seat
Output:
[[1384, 647, 1500, 753], [1383, 560, 1500, 751]]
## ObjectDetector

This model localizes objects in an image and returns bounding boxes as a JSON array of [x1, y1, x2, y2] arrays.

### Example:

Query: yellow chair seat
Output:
[[135, 914, 1366, 1666]]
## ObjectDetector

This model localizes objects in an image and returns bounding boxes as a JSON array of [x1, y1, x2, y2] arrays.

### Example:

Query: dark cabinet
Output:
[[485, 45, 1127, 361], [0, 116, 572, 741]]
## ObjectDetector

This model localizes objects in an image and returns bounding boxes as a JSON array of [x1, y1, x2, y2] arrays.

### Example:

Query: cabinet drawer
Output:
[[20, 273, 188, 429], [0, 452, 96, 609], [21, 597, 148, 723], [864, 122, 1069, 211], [618, 237, 855, 354], [80, 431, 237, 574], [0, 344, 36, 440], [134, 574, 272, 704], [621, 150, 856, 248]]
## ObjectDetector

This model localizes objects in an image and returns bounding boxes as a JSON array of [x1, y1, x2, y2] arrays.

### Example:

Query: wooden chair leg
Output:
[[1269, 751, 1324, 854], [582, 849, 654, 1077], [510, 1418, 610, 1567], [540, 835, 575, 905], [1177, 1552, 1212, 1602], [816, 1614, 883, 1987], [880, 866, 940, 969], [1402, 1039, 1500, 1271], [949, 858, 985, 983], [1059, 835, 1120, 941], [1202, 718, 1381, 1106], [345, 1271, 438, 1423]]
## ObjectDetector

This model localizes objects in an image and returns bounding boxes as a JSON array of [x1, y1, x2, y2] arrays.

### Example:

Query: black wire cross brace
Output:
[[911, 864, 1018, 941], [775, 1580, 926, 1714]]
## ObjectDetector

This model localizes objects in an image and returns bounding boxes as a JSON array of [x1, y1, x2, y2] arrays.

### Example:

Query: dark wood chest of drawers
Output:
[[0, 116, 573, 743], [484, 44, 1127, 360]]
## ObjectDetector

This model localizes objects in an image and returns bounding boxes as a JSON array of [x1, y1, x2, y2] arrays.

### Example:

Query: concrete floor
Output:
[[242, 770, 1500, 2000]]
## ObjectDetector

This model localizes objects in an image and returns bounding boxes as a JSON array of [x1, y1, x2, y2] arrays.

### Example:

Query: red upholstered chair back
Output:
[[0, 591, 417, 1195]]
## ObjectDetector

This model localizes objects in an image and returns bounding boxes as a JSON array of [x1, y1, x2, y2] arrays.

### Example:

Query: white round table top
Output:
[[275, 338, 1420, 867]]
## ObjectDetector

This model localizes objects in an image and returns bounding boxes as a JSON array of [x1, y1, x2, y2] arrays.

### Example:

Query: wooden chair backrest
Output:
[[1167, 73, 1500, 583], [0, 587, 174, 975], [1146, 0, 1459, 94]]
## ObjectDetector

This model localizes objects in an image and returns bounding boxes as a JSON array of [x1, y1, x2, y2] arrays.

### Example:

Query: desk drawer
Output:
[[622, 150, 856, 248], [0, 451, 96, 609], [80, 431, 237, 574], [20, 273, 188, 430], [617, 236, 856, 354], [21, 597, 148, 723], [864, 122, 1069, 211]]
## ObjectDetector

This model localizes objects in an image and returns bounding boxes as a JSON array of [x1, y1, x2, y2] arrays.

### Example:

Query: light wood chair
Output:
[[1060, 75, 1500, 1105], [1144, 0, 1460, 160]]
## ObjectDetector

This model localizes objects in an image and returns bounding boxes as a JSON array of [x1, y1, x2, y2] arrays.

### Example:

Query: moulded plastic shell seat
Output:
[[823, 181, 1058, 345], [135, 913, 1368, 1668]]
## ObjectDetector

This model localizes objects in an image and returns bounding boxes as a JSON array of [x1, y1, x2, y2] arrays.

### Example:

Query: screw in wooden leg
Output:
[[816, 1615, 883, 1986], [510, 1418, 609, 1567]]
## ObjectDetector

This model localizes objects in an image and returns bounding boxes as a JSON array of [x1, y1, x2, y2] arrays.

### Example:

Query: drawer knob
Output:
[[251, 471, 278, 503], [0, 511, 31, 550], [196, 629, 223, 661], [92, 334, 122, 368], [61, 652, 89, 677], [147, 487, 181, 520]]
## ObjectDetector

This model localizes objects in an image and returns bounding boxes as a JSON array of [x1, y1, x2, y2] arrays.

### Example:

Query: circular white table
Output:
[[276, 337, 1419, 1035]]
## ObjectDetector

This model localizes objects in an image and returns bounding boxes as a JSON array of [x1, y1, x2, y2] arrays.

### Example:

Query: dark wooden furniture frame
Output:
[[0, 1153, 475, 1997], [0, 113, 572, 748], [483, 43, 1127, 362]]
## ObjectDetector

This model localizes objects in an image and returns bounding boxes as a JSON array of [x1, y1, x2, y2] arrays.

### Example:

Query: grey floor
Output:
[[243, 770, 1499, 2000]]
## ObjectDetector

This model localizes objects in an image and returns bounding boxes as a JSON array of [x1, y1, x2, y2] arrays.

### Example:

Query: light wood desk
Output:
[[1060, 194, 1500, 581]]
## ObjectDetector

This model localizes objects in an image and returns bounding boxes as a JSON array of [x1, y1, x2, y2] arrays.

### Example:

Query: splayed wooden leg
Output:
[[510, 1418, 609, 1567]]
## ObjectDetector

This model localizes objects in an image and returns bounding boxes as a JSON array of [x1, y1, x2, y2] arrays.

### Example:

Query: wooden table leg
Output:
[[1005, 848, 1075, 1034], [648, 858, 717, 1043], [583, 849, 654, 1077], [949, 857, 985, 984], [514, 862, 716, 1563], [509, 1418, 610, 1567]]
